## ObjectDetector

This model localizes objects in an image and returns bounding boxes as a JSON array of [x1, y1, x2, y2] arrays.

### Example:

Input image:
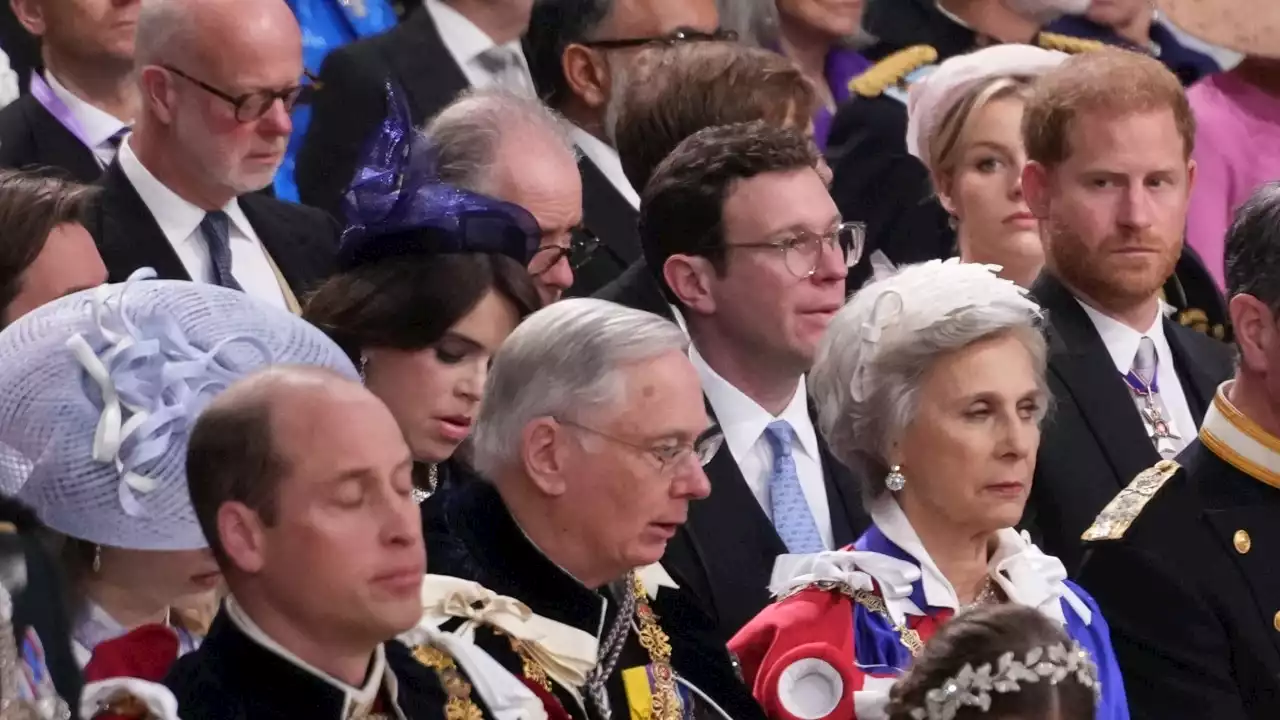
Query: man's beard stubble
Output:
[[1042, 214, 1180, 317]]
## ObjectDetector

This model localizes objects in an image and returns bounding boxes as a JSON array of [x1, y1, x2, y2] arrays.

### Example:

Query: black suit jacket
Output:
[[166, 609, 474, 720], [0, 94, 101, 183], [1078, 440, 1280, 720], [593, 258, 673, 322], [1026, 273, 1233, 574], [86, 162, 339, 296], [569, 157, 638, 296], [296, 10, 469, 220]]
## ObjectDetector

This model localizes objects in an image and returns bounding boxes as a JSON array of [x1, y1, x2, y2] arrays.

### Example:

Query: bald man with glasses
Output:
[[84, 0, 338, 311]]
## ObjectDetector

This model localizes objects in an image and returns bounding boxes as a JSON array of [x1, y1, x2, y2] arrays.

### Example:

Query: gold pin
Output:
[[1273, 611, 1280, 633], [1234, 530, 1252, 555]]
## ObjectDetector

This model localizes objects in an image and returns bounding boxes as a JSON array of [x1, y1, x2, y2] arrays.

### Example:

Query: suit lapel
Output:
[[381, 11, 470, 124], [25, 98, 101, 184], [91, 163, 190, 282], [578, 157, 640, 271], [238, 195, 307, 294], [818, 435, 869, 547], [1035, 274, 1159, 489], [1166, 321, 1223, 418]]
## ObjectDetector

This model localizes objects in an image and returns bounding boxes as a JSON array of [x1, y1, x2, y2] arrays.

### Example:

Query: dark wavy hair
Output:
[[887, 604, 1098, 720], [303, 253, 540, 364]]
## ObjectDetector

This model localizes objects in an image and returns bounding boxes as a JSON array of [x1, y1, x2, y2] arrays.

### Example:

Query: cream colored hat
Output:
[[1158, 0, 1280, 58]]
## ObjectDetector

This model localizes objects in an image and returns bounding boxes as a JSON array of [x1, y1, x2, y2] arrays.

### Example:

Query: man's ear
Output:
[[1022, 161, 1051, 219], [663, 254, 718, 316], [217, 502, 267, 574], [561, 44, 609, 110], [1230, 293, 1273, 375], [522, 418, 569, 497], [138, 66, 177, 125], [10, 0, 46, 38]]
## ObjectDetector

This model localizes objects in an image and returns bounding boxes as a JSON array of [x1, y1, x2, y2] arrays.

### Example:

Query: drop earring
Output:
[[358, 354, 368, 382], [885, 465, 906, 492], [92, 544, 102, 573]]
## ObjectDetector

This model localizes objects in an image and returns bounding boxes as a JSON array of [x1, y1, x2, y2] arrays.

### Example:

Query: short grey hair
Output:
[[1226, 181, 1280, 311], [423, 88, 579, 196], [810, 267, 1048, 502], [471, 298, 688, 477], [135, 0, 198, 66]]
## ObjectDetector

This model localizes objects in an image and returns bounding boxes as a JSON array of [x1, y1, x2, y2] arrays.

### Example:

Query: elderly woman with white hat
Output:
[[0, 271, 358, 672], [728, 260, 1129, 720], [905, 44, 1068, 288]]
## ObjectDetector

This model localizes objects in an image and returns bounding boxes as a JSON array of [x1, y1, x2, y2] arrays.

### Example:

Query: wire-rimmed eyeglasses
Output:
[[528, 226, 602, 276], [578, 28, 739, 51], [557, 418, 724, 474], [717, 221, 866, 279], [161, 65, 319, 123]]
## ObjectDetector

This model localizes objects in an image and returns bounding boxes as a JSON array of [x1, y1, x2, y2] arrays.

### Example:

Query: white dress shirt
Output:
[[571, 127, 641, 211], [117, 139, 288, 310], [423, 0, 533, 94], [226, 598, 404, 719], [44, 71, 129, 167], [1077, 299, 1198, 443], [689, 342, 833, 550]]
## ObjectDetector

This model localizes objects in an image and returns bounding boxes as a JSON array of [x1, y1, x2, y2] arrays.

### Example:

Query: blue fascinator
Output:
[[338, 82, 541, 271], [0, 270, 358, 551]]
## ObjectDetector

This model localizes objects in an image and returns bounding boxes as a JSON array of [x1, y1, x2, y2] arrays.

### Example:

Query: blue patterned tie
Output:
[[764, 420, 825, 554], [199, 211, 243, 291]]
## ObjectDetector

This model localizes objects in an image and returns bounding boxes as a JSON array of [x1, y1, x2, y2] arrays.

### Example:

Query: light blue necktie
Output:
[[764, 420, 825, 554], [198, 211, 244, 291]]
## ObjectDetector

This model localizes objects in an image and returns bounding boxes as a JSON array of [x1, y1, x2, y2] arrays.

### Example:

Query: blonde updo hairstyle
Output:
[[809, 261, 1049, 503], [926, 75, 1035, 201]]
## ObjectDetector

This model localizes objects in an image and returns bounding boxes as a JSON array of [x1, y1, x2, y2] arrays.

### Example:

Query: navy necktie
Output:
[[198, 211, 243, 291]]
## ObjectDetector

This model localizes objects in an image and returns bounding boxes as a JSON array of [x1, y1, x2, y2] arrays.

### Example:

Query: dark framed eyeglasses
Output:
[[527, 226, 601, 275], [716, 221, 867, 279], [578, 28, 738, 51], [557, 417, 724, 475], [161, 65, 319, 123]]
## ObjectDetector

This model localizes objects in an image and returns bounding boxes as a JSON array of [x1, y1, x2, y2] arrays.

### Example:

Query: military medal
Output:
[[1123, 367, 1181, 457]]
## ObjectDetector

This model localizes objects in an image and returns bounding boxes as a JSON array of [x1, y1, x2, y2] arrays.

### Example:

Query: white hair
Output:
[[135, 0, 197, 66], [423, 87, 579, 196], [471, 298, 688, 478], [809, 260, 1048, 500]]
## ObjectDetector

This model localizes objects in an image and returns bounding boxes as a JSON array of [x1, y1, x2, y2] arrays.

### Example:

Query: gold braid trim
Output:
[[848, 45, 938, 97], [503, 634, 552, 692], [1037, 32, 1108, 54], [631, 575, 682, 720], [412, 645, 486, 720], [774, 580, 924, 656]]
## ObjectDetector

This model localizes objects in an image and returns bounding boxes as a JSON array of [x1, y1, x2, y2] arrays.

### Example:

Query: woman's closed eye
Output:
[[333, 480, 364, 508], [1017, 398, 1043, 420]]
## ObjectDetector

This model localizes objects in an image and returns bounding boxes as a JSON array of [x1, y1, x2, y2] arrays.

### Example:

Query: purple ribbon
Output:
[[1123, 366, 1159, 396], [29, 71, 98, 154]]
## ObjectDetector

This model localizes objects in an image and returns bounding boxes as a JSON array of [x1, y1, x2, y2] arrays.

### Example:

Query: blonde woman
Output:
[[906, 45, 1068, 288]]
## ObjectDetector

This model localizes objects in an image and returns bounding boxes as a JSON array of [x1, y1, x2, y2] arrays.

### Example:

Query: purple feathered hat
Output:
[[337, 82, 541, 271]]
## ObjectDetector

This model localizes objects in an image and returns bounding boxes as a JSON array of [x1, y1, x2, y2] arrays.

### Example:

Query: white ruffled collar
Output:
[[770, 499, 1091, 627]]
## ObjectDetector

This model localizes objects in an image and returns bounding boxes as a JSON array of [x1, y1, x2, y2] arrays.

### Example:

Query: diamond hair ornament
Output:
[[907, 642, 1102, 720]]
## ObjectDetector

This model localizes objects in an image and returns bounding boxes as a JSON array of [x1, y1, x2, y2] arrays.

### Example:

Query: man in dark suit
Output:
[[597, 41, 823, 316], [0, 0, 140, 183], [296, 0, 533, 219], [87, 0, 337, 310], [1075, 182, 1280, 720], [635, 122, 869, 640], [1020, 49, 1233, 575], [522, 0, 721, 296]]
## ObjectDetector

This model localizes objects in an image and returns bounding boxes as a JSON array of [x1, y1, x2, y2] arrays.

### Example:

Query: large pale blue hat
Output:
[[0, 272, 358, 551]]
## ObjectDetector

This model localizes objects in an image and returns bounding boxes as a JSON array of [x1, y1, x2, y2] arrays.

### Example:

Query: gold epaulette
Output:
[[1082, 459, 1181, 542], [1038, 32, 1108, 54], [849, 45, 939, 98]]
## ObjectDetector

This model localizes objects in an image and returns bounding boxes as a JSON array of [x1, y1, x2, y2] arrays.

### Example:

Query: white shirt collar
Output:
[[117, 138, 256, 245], [225, 597, 394, 717], [44, 70, 128, 148], [688, 341, 820, 462], [1075, 299, 1168, 376], [424, 0, 515, 69], [571, 127, 640, 210]]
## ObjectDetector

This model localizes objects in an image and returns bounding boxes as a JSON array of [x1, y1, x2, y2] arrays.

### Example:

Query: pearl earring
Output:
[[885, 465, 906, 492], [358, 354, 368, 381]]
